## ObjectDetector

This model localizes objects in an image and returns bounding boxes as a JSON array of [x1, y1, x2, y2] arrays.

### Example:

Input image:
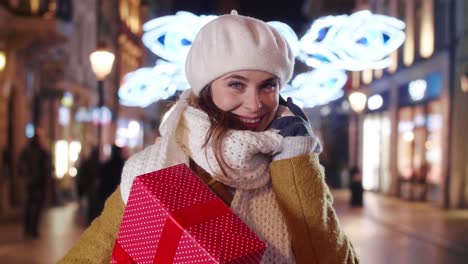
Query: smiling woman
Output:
[[210, 70, 280, 132], [60, 10, 358, 264]]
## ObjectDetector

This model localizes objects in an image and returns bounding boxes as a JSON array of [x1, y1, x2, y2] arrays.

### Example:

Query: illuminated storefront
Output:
[[358, 52, 450, 205], [396, 72, 443, 202], [362, 91, 391, 193], [348, 0, 462, 206]]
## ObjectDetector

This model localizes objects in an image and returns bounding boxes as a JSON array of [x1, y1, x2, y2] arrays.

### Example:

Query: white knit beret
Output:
[[185, 11, 295, 96]]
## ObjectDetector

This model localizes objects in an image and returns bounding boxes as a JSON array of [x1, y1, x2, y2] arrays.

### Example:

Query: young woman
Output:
[[60, 11, 358, 264]]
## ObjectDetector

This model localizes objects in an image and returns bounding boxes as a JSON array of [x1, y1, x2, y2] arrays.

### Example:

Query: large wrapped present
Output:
[[111, 164, 266, 263]]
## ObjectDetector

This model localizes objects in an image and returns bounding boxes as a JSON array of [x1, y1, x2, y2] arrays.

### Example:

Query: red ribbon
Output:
[[153, 198, 231, 263], [112, 240, 136, 264], [113, 198, 230, 264]]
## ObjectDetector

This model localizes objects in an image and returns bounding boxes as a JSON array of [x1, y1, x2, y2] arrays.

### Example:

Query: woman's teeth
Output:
[[239, 117, 261, 124]]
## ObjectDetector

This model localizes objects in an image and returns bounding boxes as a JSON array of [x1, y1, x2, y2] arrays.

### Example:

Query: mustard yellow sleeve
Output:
[[58, 188, 125, 264], [270, 154, 359, 264]]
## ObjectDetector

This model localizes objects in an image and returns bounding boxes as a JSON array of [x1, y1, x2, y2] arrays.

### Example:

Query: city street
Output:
[[0, 1, 467, 264], [0, 190, 467, 263]]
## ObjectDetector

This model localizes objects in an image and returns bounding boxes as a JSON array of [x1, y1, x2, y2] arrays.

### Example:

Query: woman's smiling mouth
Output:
[[234, 115, 263, 130], [238, 117, 261, 124]]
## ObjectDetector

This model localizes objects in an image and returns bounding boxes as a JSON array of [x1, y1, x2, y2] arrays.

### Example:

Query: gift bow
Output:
[[112, 198, 231, 263]]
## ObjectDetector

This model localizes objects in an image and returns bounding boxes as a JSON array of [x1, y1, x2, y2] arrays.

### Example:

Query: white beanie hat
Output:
[[185, 10, 295, 96]]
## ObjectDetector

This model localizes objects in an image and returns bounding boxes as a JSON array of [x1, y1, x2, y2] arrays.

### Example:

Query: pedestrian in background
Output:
[[96, 144, 127, 219], [349, 166, 364, 207], [17, 128, 52, 238], [76, 147, 101, 225]]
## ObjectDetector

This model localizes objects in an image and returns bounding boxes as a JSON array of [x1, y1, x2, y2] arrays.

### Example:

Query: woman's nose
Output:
[[243, 91, 262, 112]]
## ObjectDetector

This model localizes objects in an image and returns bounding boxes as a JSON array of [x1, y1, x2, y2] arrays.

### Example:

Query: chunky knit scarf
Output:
[[179, 106, 295, 263], [121, 90, 295, 263]]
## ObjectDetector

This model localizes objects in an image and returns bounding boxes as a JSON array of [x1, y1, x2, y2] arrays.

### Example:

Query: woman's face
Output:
[[211, 70, 280, 132]]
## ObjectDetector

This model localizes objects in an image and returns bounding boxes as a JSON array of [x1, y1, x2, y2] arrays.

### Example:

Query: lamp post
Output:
[[348, 91, 367, 167], [89, 46, 115, 154]]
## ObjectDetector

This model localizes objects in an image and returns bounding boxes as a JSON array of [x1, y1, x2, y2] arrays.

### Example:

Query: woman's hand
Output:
[[270, 97, 321, 160], [271, 97, 311, 137]]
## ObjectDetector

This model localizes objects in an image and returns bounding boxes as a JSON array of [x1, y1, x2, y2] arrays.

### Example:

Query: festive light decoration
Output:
[[120, 10, 406, 108], [267, 21, 300, 57], [142, 11, 217, 62], [299, 10, 406, 71], [280, 69, 347, 108], [118, 67, 166, 108], [118, 60, 189, 107]]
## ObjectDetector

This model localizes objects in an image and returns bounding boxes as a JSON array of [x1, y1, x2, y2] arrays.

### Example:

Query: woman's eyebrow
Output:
[[261, 77, 279, 83], [222, 74, 249, 81]]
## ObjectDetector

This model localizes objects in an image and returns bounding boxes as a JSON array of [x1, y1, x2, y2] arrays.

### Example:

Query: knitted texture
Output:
[[179, 106, 295, 262], [178, 106, 283, 189], [273, 136, 320, 161], [185, 11, 295, 95]]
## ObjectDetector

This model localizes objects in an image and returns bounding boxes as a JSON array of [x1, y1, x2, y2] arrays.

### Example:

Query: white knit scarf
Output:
[[178, 106, 295, 263], [121, 90, 295, 263]]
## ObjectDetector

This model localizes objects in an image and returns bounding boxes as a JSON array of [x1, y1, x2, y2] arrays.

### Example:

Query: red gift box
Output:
[[111, 164, 266, 264]]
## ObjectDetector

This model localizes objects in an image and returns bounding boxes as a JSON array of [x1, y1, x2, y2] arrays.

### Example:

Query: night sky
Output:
[[170, 0, 310, 32], [168, 0, 355, 33]]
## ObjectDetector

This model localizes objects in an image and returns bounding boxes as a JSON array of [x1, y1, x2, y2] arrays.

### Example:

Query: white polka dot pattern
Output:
[[111, 164, 266, 263]]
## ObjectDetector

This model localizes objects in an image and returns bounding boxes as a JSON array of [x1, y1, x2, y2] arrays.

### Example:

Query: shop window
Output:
[[362, 112, 391, 192], [426, 100, 442, 184], [396, 99, 443, 201], [397, 106, 414, 180]]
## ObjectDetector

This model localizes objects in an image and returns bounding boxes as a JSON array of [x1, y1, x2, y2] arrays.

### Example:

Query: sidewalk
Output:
[[0, 203, 85, 264], [0, 189, 467, 263], [332, 189, 468, 264]]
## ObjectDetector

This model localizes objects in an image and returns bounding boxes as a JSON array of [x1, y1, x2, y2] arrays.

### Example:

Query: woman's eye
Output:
[[228, 82, 244, 90], [262, 82, 278, 90]]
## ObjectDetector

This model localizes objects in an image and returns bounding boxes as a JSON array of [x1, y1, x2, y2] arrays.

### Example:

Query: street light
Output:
[[0, 51, 6, 72], [348, 91, 367, 113], [89, 46, 115, 153], [348, 90, 367, 168]]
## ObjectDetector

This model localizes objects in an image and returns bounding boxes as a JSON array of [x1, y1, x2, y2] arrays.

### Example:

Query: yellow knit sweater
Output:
[[58, 154, 358, 264]]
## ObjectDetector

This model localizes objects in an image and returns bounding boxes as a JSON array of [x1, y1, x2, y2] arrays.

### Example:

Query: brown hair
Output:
[[188, 85, 245, 174]]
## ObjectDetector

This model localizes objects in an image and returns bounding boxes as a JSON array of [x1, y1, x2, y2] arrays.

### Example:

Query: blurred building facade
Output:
[[0, 0, 75, 212], [346, 0, 467, 209], [448, 0, 468, 209], [0, 0, 148, 213]]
